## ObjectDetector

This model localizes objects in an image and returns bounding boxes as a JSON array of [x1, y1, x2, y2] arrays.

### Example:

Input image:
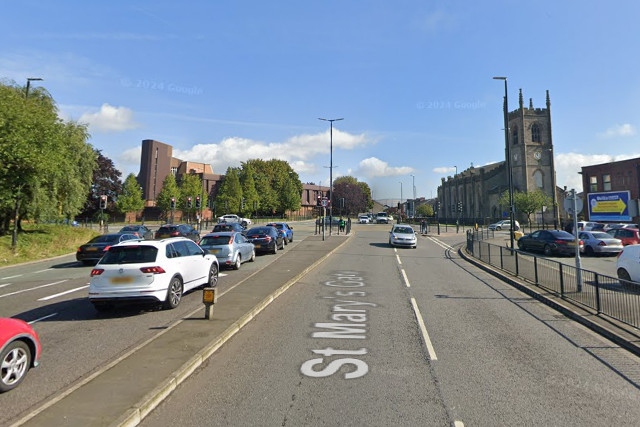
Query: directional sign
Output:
[[587, 191, 631, 222]]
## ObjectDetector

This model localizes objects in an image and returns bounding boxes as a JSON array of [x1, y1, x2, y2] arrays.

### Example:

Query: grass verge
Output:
[[0, 224, 100, 268]]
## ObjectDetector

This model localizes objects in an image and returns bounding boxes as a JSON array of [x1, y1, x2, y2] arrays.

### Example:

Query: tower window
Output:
[[531, 124, 541, 143], [533, 170, 543, 188], [511, 127, 518, 145]]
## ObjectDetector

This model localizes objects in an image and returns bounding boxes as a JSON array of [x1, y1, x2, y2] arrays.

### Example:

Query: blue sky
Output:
[[2, 1, 639, 202]]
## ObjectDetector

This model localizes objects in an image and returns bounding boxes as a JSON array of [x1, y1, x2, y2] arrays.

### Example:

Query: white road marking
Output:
[[38, 285, 89, 301], [0, 280, 68, 299], [1, 274, 23, 280], [401, 269, 411, 288], [410, 297, 437, 360], [0, 283, 12, 289], [29, 313, 58, 323]]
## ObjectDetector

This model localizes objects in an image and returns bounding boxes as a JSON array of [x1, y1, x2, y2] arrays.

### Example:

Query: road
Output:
[[140, 227, 640, 426], [0, 222, 317, 425]]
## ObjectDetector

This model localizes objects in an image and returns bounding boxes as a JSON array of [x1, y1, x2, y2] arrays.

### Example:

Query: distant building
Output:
[[437, 89, 565, 226]]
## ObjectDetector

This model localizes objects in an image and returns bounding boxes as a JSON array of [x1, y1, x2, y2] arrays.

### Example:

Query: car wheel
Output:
[[207, 263, 219, 287], [389, 239, 393, 247], [249, 249, 256, 262], [272, 242, 278, 254], [585, 246, 595, 256], [543, 244, 552, 256], [289, 236, 293, 243], [241, 221, 248, 228], [233, 254, 241, 270], [617, 269, 636, 290], [496, 226, 502, 231], [0, 340, 31, 392], [517, 240, 525, 250], [280, 239, 285, 250], [163, 276, 183, 309], [284, 237, 288, 246]]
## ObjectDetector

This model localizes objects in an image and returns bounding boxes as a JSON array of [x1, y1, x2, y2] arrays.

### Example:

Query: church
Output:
[[437, 89, 565, 227]]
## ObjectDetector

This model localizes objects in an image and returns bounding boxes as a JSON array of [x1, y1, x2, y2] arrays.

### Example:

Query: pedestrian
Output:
[[339, 217, 345, 232]]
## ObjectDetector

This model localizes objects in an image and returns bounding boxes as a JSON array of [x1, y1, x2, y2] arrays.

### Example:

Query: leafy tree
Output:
[[116, 174, 145, 221], [78, 149, 122, 219], [332, 176, 372, 216], [416, 204, 433, 217], [155, 174, 180, 221], [499, 189, 552, 231], [243, 160, 278, 215], [239, 163, 259, 218], [215, 167, 242, 214], [179, 173, 204, 218]]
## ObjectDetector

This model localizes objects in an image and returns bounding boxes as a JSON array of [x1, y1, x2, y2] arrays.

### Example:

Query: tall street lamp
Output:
[[399, 181, 403, 222], [26, 77, 43, 98], [318, 117, 343, 235], [493, 76, 515, 250], [410, 174, 416, 218]]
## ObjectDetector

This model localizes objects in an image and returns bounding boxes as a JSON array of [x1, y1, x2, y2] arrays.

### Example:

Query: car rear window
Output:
[[158, 226, 177, 233], [200, 235, 232, 245], [101, 245, 158, 264]]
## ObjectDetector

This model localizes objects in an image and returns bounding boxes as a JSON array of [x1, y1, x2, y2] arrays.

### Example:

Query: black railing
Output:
[[466, 231, 640, 329]]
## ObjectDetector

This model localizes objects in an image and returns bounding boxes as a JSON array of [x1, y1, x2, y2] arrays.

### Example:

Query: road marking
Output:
[[0, 280, 68, 299], [30, 313, 58, 323], [0, 283, 13, 289], [427, 236, 454, 251], [410, 297, 437, 360], [38, 285, 89, 301], [401, 269, 411, 287], [1, 274, 23, 280]]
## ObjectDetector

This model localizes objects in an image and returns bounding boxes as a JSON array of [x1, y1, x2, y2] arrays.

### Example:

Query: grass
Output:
[[0, 224, 100, 268]]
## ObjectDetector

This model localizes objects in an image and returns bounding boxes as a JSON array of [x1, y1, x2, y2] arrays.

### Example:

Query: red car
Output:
[[607, 227, 640, 246], [0, 318, 42, 392]]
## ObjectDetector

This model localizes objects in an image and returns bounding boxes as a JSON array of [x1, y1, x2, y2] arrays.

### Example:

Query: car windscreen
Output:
[[91, 235, 121, 243], [200, 236, 232, 246], [100, 246, 158, 264], [393, 227, 414, 234]]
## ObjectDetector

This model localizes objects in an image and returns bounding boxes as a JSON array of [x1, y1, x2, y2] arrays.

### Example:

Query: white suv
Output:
[[88, 237, 219, 312], [616, 245, 640, 287]]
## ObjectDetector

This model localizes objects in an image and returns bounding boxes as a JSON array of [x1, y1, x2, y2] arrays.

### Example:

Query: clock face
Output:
[[534, 151, 541, 160], [513, 153, 518, 161]]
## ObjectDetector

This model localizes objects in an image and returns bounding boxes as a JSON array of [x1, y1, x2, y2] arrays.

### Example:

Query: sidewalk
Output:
[[12, 234, 350, 427]]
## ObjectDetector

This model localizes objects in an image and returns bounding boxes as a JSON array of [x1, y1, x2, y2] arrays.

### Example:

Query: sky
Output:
[[2, 1, 640, 203]]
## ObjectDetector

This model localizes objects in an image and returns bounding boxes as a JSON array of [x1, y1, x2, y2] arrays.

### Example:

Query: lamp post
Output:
[[26, 77, 43, 98], [410, 174, 416, 218], [548, 148, 558, 229], [399, 181, 403, 223], [493, 76, 515, 250], [318, 117, 343, 235]]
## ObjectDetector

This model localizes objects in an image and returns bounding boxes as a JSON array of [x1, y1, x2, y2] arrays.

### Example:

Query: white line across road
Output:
[[0, 280, 68, 299]]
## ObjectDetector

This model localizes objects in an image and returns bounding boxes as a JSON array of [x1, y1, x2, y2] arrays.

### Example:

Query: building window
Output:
[[531, 123, 541, 143], [511, 126, 518, 145], [603, 174, 611, 191], [533, 170, 543, 188], [589, 176, 598, 192]]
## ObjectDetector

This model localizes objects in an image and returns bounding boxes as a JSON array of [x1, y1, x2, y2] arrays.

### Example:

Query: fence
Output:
[[465, 230, 640, 329]]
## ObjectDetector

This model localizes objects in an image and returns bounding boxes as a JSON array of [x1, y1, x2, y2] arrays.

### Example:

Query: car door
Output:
[[236, 233, 251, 261]]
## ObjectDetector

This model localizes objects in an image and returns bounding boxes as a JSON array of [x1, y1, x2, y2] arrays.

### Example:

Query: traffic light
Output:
[[195, 196, 201, 209], [397, 202, 401, 210], [317, 195, 322, 206], [170, 197, 176, 210], [457, 201, 463, 212], [99, 195, 107, 210], [187, 197, 192, 209]]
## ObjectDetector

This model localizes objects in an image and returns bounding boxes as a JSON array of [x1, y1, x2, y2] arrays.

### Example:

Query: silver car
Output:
[[578, 231, 623, 256], [199, 231, 255, 270], [389, 224, 417, 248]]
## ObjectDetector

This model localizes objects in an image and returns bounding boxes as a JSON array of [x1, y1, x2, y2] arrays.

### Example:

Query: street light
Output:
[[410, 174, 416, 218], [399, 181, 403, 222], [26, 77, 43, 98], [318, 117, 343, 235], [493, 76, 515, 250]]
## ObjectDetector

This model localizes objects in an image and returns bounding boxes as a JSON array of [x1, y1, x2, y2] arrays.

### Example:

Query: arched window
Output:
[[533, 170, 543, 188], [531, 123, 541, 143], [511, 126, 519, 145]]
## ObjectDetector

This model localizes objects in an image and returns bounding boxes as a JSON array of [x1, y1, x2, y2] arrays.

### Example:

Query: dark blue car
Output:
[[266, 222, 294, 244]]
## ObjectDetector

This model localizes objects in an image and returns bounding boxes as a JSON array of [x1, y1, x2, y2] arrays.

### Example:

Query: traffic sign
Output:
[[564, 195, 583, 216]]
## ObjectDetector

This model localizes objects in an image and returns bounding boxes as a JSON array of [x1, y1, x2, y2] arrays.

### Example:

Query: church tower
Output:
[[507, 89, 557, 222]]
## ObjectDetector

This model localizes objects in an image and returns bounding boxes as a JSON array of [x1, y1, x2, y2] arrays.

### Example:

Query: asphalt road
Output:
[[140, 227, 640, 426]]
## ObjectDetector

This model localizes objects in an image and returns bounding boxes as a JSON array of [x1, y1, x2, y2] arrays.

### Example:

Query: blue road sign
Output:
[[587, 191, 631, 222]]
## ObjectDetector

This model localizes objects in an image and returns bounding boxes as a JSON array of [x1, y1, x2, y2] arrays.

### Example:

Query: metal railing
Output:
[[466, 231, 640, 329]]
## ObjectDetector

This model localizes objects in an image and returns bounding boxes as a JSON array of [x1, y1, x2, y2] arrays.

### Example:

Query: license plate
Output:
[[254, 244, 261, 248], [110, 276, 133, 284], [209, 249, 220, 254], [86, 247, 98, 252]]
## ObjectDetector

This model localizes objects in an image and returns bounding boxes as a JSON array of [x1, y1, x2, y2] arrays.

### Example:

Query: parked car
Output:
[[488, 219, 520, 231], [199, 231, 255, 270], [578, 231, 623, 256], [607, 227, 640, 246], [212, 222, 246, 234], [244, 226, 285, 254], [358, 215, 370, 224], [389, 224, 417, 248], [517, 229, 582, 256], [0, 318, 42, 393], [88, 237, 219, 311], [118, 225, 153, 239], [266, 222, 294, 244], [76, 233, 139, 265], [616, 245, 640, 287], [154, 224, 200, 242], [576, 221, 605, 231]]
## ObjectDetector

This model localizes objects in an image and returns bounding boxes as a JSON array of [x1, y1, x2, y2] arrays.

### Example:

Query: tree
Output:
[[332, 176, 372, 216], [239, 163, 259, 218], [156, 174, 180, 221], [179, 173, 204, 220], [115, 174, 145, 221], [416, 204, 433, 217], [215, 167, 242, 214], [500, 189, 552, 231], [78, 149, 122, 219]]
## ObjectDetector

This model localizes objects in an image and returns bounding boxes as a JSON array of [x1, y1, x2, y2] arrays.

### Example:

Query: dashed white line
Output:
[[410, 297, 438, 360], [401, 269, 411, 288], [38, 285, 89, 301], [0, 280, 68, 299]]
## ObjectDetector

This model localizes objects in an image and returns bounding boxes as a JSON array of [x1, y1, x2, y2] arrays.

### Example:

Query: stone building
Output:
[[437, 89, 564, 227]]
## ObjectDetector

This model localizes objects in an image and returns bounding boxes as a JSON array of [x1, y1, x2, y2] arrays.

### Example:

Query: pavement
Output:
[[11, 233, 350, 427]]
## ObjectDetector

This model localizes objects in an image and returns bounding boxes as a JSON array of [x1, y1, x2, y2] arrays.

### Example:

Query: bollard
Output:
[[202, 287, 217, 320]]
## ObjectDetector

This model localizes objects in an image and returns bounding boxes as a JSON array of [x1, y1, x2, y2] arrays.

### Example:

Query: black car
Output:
[[118, 224, 153, 240], [517, 229, 581, 256], [76, 233, 139, 265], [244, 226, 285, 254], [154, 224, 200, 241], [211, 222, 246, 234]]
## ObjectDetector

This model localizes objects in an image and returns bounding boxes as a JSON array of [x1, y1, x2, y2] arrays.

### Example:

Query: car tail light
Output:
[[227, 236, 234, 244], [90, 269, 104, 277], [140, 266, 166, 274], [264, 236, 272, 242], [598, 241, 607, 246], [555, 239, 568, 245], [170, 231, 180, 237], [103, 245, 111, 252]]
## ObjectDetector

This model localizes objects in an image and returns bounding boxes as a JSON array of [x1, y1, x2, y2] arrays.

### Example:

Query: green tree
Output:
[[216, 167, 242, 214], [416, 203, 433, 217], [500, 189, 552, 231], [239, 163, 259, 217], [116, 174, 145, 221], [179, 173, 204, 220], [156, 174, 180, 221]]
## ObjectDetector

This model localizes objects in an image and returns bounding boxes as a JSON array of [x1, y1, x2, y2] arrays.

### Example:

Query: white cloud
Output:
[[599, 123, 636, 138], [79, 103, 140, 132], [554, 152, 640, 192], [357, 157, 414, 178], [433, 166, 456, 175]]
